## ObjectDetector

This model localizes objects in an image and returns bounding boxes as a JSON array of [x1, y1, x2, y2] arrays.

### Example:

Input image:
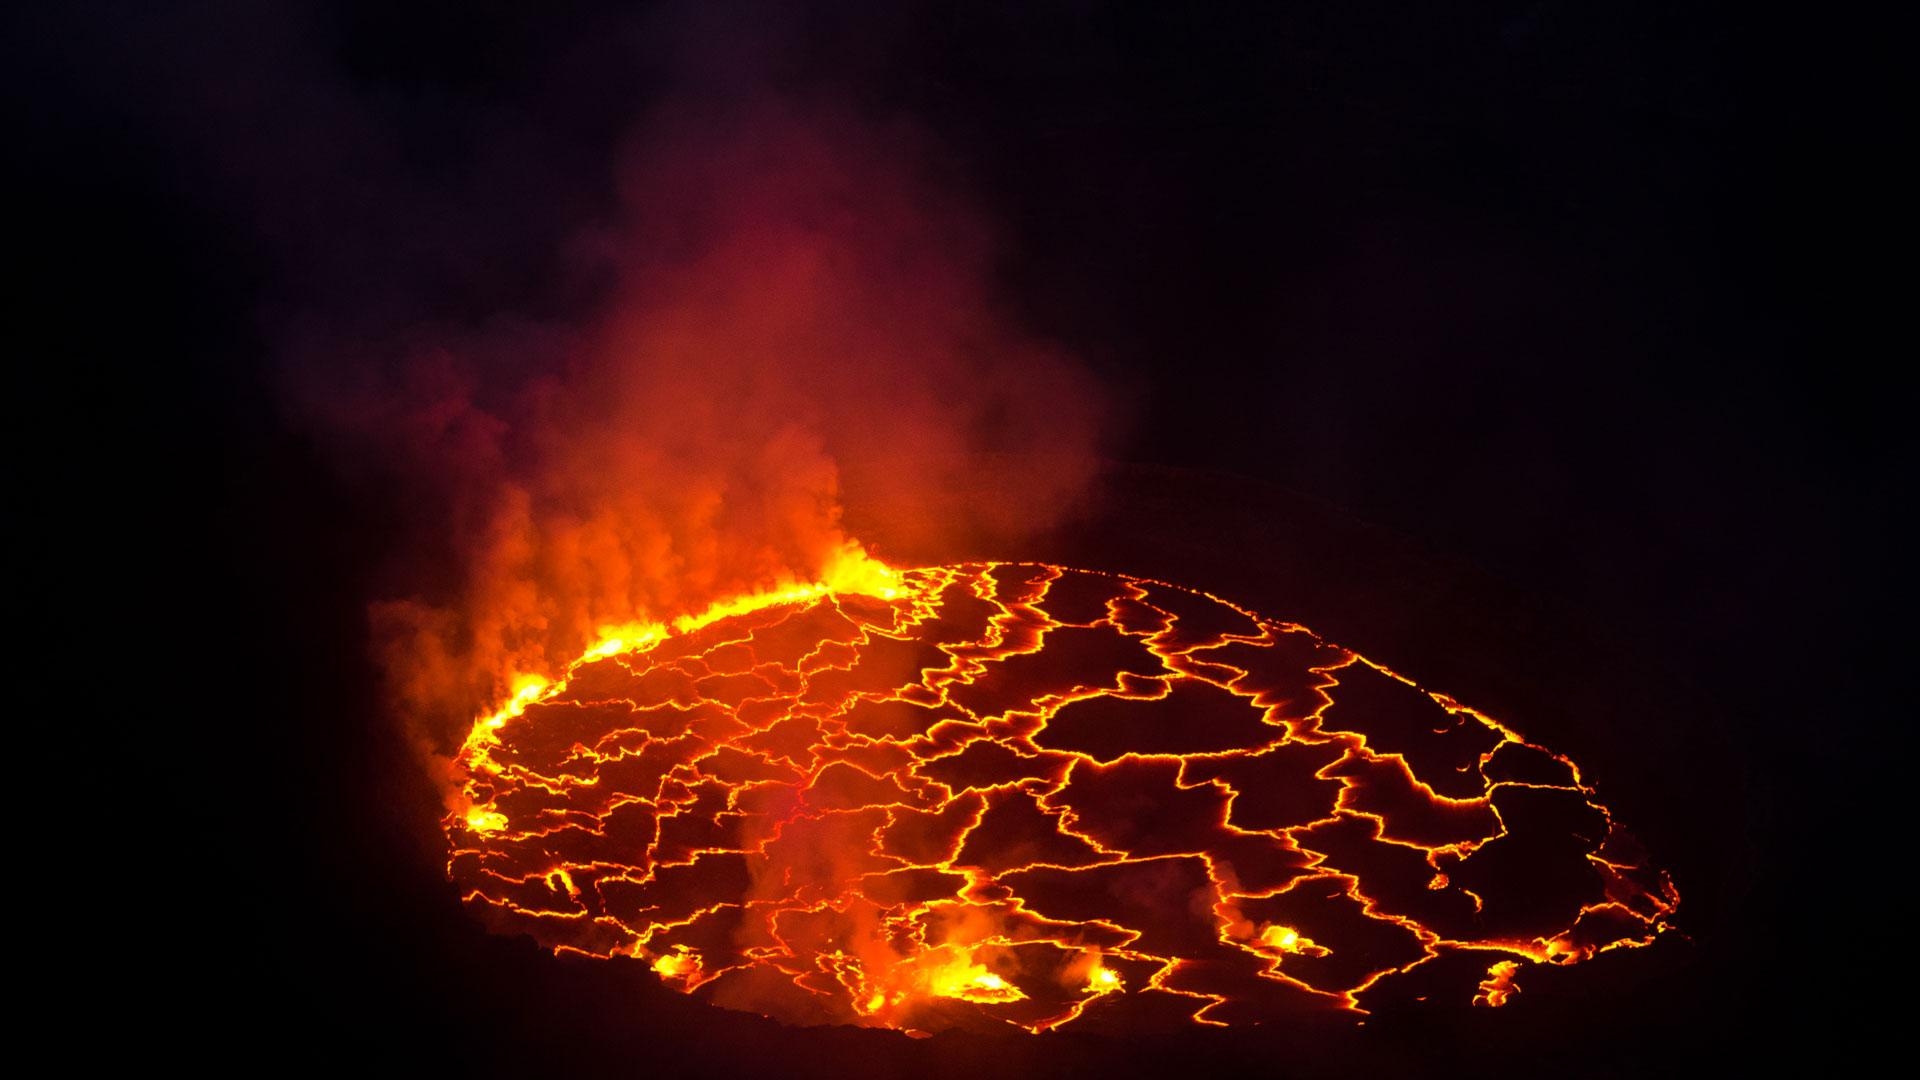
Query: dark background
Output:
[[11, 2, 1889, 1073]]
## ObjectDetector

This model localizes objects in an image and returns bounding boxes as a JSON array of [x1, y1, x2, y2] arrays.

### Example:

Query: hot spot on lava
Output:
[[445, 563, 1679, 1035]]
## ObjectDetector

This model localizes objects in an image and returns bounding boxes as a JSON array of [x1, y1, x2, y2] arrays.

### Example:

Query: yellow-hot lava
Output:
[[1475, 960, 1523, 1008], [652, 946, 701, 981], [913, 947, 1026, 1004], [444, 562, 1679, 1034], [1257, 925, 1328, 958]]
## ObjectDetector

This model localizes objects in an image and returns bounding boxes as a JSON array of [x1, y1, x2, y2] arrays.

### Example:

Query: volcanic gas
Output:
[[446, 561, 1678, 1035]]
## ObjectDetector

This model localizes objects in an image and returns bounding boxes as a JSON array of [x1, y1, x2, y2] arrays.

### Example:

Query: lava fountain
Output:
[[445, 559, 1678, 1036]]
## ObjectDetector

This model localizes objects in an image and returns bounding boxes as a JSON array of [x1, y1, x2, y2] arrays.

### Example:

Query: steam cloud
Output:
[[261, 70, 1111, 765], [80, 4, 1113, 792]]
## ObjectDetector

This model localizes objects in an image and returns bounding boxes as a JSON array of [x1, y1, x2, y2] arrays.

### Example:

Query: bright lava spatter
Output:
[[447, 563, 1679, 1035]]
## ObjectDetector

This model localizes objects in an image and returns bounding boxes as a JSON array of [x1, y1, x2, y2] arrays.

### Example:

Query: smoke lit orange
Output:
[[446, 563, 1678, 1035]]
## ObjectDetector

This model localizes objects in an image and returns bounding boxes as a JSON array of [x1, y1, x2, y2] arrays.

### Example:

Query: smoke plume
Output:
[[71, 3, 1112, 789], [283, 92, 1109, 765]]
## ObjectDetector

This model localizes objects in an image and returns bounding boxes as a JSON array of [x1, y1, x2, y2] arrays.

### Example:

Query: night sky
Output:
[[12, 3, 1889, 1074]]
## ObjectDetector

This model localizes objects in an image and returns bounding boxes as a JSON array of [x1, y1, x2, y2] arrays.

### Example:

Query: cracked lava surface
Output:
[[447, 562, 1679, 1035]]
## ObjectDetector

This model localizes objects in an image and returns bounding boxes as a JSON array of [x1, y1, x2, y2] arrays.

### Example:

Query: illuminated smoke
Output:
[[285, 97, 1109, 773]]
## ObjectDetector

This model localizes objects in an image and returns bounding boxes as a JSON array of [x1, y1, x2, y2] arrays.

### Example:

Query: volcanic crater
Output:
[[448, 562, 1678, 1035]]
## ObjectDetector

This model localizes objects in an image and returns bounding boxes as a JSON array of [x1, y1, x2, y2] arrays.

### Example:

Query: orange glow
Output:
[[651, 946, 703, 982], [1258, 925, 1327, 956], [919, 950, 1024, 1004], [463, 807, 508, 833], [444, 562, 1679, 1034], [453, 546, 898, 796], [1475, 960, 1522, 1007], [665, 543, 899, 637]]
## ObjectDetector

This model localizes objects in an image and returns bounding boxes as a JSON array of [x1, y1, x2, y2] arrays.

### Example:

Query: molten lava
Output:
[[445, 563, 1678, 1034]]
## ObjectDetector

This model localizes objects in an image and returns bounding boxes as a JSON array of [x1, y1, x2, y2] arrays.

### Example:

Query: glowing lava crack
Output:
[[447, 563, 1679, 1034]]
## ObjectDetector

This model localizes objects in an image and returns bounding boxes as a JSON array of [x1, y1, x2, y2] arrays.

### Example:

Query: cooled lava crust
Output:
[[448, 563, 1678, 1035]]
